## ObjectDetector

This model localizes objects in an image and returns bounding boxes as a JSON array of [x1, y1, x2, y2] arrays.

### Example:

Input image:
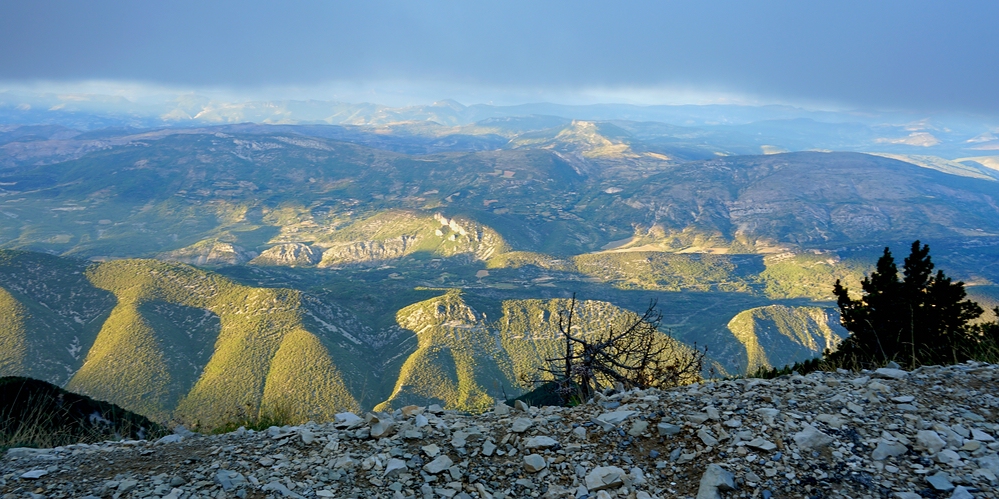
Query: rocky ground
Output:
[[2, 362, 999, 499]]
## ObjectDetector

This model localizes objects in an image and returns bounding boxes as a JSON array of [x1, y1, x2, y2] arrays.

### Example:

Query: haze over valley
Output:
[[2, 1, 999, 427]]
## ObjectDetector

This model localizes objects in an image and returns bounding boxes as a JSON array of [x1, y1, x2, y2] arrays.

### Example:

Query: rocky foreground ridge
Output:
[[3, 362, 999, 499]]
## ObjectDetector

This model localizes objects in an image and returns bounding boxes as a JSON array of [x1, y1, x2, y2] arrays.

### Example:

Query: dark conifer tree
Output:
[[830, 241, 983, 369]]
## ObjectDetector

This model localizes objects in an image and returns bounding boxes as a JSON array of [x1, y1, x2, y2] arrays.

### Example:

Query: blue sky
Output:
[[1, 1, 997, 114]]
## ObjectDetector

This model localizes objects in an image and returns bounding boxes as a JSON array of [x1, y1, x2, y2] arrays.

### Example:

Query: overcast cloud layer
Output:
[[2, 1, 997, 115]]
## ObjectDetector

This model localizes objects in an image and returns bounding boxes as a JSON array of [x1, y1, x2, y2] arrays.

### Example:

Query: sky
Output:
[[1, 1, 998, 115]]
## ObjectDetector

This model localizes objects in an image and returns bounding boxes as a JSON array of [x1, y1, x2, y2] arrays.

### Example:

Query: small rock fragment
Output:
[[524, 436, 558, 449], [423, 455, 454, 474], [872, 439, 907, 460], [299, 428, 315, 444], [585, 466, 626, 491], [384, 458, 407, 477], [511, 417, 533, 433], [873, 368, 908, 379], [20, 469, 47, 479], [926, 472, 955, 491], [915, 430, 946, 454], [597, 410, 637, 425], [746, 437, 777, 452], [696, 464, 735, 499], [950, 486, 974, 499], [156, 434, 183, 445], [793, 424, 834, 451], [657, 422, 681, 436], [697, 428, 719, 446], [628, 420, 649, 436], [524, 454, 547, 472]]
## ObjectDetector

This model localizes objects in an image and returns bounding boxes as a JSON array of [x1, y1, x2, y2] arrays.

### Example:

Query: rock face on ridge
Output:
[[4, 362, 999, 498], [251, 243, 323, 266], [160, 240, 257, 266]]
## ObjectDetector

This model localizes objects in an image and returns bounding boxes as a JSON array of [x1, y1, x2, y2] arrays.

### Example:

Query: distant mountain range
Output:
[[1, 107, 998, 425]]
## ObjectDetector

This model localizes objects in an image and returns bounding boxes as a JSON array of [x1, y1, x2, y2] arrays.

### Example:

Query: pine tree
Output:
[[830, 241, 983, 369]]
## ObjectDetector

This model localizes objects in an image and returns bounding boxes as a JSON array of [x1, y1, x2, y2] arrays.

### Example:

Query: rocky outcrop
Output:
[[250, 243, 323, 266], [317, 236, 417, 267], [159, 241, 256, 266], [4, 362, 998, 498]]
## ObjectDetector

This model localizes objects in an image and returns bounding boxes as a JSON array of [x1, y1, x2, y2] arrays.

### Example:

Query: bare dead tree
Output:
[[538, 294, 707, 403]]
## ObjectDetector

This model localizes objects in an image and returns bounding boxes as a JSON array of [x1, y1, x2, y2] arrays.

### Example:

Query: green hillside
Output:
[[1, 122, 999, 426], [1, 250, 811, 423], [726, 305, 847, 373], [70, 259, 365, 425]]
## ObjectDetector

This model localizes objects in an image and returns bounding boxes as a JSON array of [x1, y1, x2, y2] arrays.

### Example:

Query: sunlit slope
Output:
[[0, 251, 115, 384], [65, 259, 363, 425], [377, 291, 516, 412], [574, 252, 762, 292], [495, 298, 705, 387], [3, 128, 999, 260], [966, 285, 999, 324], [317, 211, 507, 267], [376, 294, 709, 411], [624, 152, 999, 248], [726, 305, 847, 373], [0, 288, 27, 376], [757, 252, 868, 300]]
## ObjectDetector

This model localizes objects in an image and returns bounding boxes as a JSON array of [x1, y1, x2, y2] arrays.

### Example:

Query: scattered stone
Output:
[[936, 449, 961, 465], [926, 472, 955, 491], [524, 454, 547, 472], [697, 428, 719, 446], [950, 486, 974, 499], [384, 458, 407, 477], [657, 422, 681, 436], [628, 420, 649, 436], [511, 417, 533, 433], [263, 480, 302, 498], [414, 413, 429, 428], [214, 470, 247, 491], [335, 412, 363, 426], [514, 400, 530, 412], [872, 439, 908, 460], [1, 361, 996, 499], [155, 434, 183, 445], [494, 401, 511, 416], [971, 428, 995, 442], [369, 416, 395, 438], [597, 410, 637, 425], [20, 469, 47, 479], [585, 466, 626, 491], [422, 443, 441, 457], [793, 424, 834, 451], [915, 430, 946, 454], [117, 479, 138, 493], [746, 437, 777, 451], [696, 464, 735, 499], [423, 455, 454, 474], [482, 440, 497, 456], [524, 436, 558, 449], [873, 367, 908, 379], [299, 428, 315, 444]]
